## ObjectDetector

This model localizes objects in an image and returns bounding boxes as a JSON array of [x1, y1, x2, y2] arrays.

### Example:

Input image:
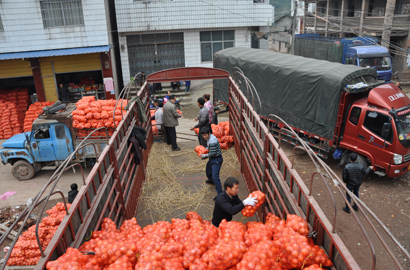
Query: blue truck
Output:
[[0, 104, 107, 180], [294, 34, 392, 81]]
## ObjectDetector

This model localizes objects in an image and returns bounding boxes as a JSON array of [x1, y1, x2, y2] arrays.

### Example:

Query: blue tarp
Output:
[[0, 45, 110, 60]]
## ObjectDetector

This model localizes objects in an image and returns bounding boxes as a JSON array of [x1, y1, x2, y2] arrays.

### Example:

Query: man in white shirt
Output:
[[154, 100, 164, 131]]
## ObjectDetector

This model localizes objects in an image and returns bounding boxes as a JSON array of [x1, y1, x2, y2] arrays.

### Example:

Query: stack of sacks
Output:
[[0, 88, 30, 139], [7, 203, 71, 266], [211, 122, 233, 149], [150, 109, 159, 135], [23, 101, 55, 131], [72, 96, 128, 138], [193, 121, 233, 150]]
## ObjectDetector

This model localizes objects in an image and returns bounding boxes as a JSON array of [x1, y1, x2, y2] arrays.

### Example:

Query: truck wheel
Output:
[[339, 151, 368, 167], [12, 160, 35, 180], [356, 154, 368, 168]]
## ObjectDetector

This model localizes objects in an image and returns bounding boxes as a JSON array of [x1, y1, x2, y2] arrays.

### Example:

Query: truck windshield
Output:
[[359, 57, 391, 71], [396, 112, 410, 147]]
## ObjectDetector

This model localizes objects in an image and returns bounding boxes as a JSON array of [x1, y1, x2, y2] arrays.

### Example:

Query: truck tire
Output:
[[340, 151, 368, 167], [12, 160, 35, 180], [356, 154, 368, 168]]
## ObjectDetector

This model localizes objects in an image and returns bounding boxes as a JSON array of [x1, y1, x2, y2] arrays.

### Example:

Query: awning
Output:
[[0, 45, 110, 60]]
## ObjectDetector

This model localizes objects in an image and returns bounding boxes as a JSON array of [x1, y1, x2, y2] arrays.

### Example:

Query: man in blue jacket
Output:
[[212, 177, 257, 227]]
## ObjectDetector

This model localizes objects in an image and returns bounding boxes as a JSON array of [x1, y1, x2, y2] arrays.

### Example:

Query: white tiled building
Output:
[[0, 0, 116, 102], [0, 0, 108, 53], [114, 0, 274, 81]]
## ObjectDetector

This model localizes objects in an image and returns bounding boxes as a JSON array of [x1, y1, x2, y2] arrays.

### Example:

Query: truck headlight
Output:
[[393, 153, 402, 164]]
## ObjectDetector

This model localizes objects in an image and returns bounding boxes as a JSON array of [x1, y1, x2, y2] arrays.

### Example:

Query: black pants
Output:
[[165, 126, 178, 149], [345, 184, 360, 208]]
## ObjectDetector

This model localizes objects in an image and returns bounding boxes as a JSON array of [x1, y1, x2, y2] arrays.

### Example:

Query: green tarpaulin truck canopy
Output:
[[213, 47, 378, 140]]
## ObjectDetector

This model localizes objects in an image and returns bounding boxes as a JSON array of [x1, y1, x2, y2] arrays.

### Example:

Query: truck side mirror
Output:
[[381, 122, 391, 139]]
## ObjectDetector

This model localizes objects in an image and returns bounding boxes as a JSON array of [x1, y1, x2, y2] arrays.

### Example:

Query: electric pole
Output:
[[291, 0, 298, 55]]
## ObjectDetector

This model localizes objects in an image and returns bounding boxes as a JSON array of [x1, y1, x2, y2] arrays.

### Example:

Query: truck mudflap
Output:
[[0, 148, 34, 164], [1, 68, 409, 270]]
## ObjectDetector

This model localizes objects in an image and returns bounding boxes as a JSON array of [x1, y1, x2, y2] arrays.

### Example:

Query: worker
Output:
[[190, 97, 209, 147], [68, 183, 79, 204], [58, 83, 69, 103], [199, 126, 223, 196], [342, 153, 373, 213], [212, 106, 220, 125], [137, 71, 146, 87], [163, 94, 181, 151], [212, 177, 257, 227]]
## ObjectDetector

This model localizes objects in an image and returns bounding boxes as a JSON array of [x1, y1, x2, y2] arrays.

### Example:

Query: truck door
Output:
[[31, 126, 57, 162], [357, 111, 394, 169], [341, 106, 362, 147], [53, 124, 74, 161]]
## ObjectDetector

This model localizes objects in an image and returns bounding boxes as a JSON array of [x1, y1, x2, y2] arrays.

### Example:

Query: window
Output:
[[363, 111, 392, 141], [349, 107, 361, 125], [346, 57, 357, 65], [55, 125, 66, 139], [34, 128, 50, 140], [200, 30, 234, 62], [0, 15, 3, 32], [40, 0, 84, 28]]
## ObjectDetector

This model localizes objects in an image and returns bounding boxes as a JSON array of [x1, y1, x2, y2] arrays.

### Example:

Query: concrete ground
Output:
[[0, 143, 90, 209]]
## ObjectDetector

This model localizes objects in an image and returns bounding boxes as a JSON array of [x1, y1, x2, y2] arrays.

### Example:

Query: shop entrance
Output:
[[55, 70, 105, 102], [127, 33, 185, 76], [0, 76, 36, 101]]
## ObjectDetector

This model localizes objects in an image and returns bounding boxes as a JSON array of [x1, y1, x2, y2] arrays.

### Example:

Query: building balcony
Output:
[[304, 14, 410, 36]]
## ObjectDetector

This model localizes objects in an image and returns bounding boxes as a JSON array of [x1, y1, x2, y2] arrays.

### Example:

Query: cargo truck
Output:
[[214, 47, 410, 177], [0, 104, 111, 180], [1, 67, 408, 270], [294, 34, 392, 81]]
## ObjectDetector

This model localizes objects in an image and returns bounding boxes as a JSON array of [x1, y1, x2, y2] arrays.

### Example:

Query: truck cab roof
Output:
[[366, 83, 410, 111], [346, 45, 390, 58], [32, 118, 59, 126]]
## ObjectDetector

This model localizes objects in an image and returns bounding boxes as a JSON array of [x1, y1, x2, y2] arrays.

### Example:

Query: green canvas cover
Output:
[[213, 47, 378, 140], [294, 37, 344, 63]]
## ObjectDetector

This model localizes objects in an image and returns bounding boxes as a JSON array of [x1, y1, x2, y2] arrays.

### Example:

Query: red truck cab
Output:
[[340, 83, 410, 177]]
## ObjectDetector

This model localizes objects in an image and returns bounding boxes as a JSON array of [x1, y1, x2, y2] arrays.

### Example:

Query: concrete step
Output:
[[131, 83, 186, 91], [154, 91, 191, 98]]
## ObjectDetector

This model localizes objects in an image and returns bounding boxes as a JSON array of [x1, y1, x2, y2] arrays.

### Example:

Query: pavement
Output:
[[0, 147, 90, 209]]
